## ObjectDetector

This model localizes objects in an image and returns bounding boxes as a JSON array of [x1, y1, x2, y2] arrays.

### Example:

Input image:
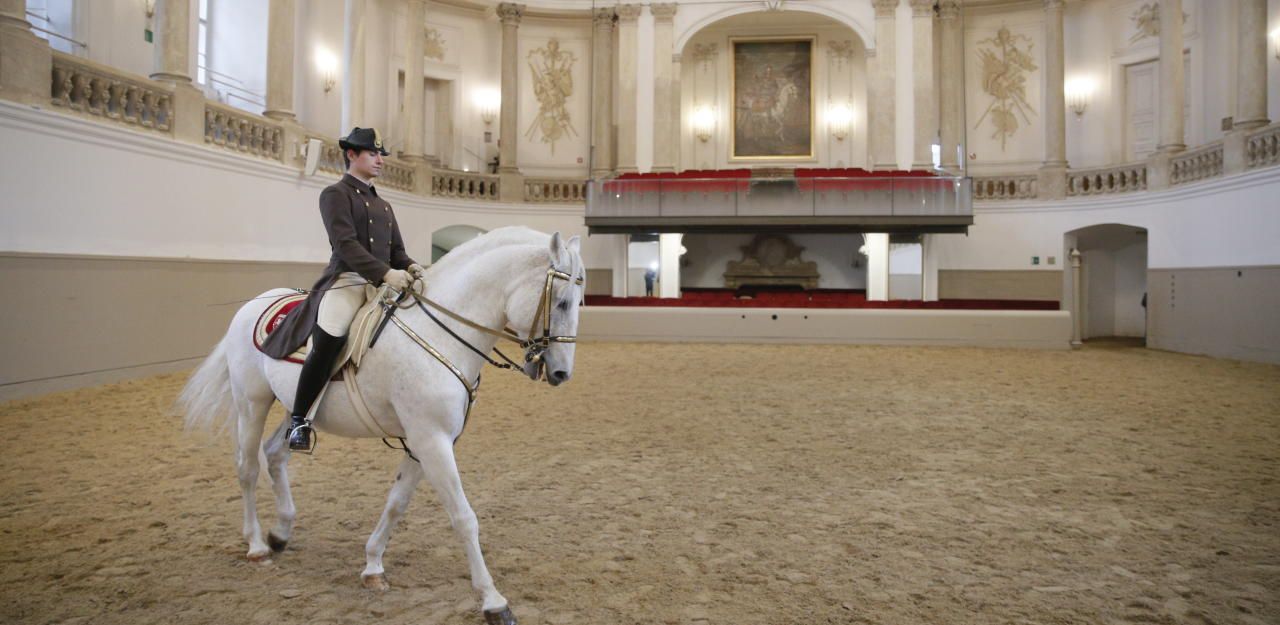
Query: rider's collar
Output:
[[342, 173, 377, 196]]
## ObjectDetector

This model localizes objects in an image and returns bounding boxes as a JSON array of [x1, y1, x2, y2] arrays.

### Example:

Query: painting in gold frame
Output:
[[731, 36, 814, 160]]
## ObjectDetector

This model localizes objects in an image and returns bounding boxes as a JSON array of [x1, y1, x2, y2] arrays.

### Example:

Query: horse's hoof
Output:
[[267, 533, 288, 553], [362, 573, 390, 591], [246, 551, 273, 564], [483, 606, 517, 625]]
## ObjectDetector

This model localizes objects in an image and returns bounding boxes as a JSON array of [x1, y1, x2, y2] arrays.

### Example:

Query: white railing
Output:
[[378, 158, 417, 192], [525, 178, 586, 203], [972, 174, 1038, 200], [433, 170, 500, 200], [1170, 140, 1224, 186], [1246, 124, 1280, 170], [1068, 162, 1147, 196], [50, 51, 173, 133], [204, 101, 283, 161]]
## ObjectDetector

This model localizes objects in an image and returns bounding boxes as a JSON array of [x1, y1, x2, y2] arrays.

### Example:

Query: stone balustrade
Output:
[[1067, 162, 1147, 196], [525, 178, 586, 203], [204, 101, 283, 161], [378, 158, 416, 192], [315, 140, 345, 175], [50, 51, 173, 134], [972, 174, 1038, 201], [1246, 123, 1280, 170], [433, 170, 500, 200], [1170, 140, 1224, 186]]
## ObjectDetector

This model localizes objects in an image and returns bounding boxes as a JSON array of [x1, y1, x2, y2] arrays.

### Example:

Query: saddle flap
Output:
[[254, 289, 385, 373]]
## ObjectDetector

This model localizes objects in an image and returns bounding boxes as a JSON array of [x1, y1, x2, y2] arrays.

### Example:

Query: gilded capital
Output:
[[592, 7, 615, 28], [873, 0, 899, 18], [496, 2, 524, 25], [909, 0, 935, 17], [650, 3, 677, 21], [615, 3, 642, 22], [938, 0, 960, 20]]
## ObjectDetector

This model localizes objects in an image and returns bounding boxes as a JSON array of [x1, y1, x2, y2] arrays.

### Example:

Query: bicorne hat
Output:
[[338, 127, 389, 156]]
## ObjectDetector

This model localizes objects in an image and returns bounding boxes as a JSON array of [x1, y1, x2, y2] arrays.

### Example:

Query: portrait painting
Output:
[[731, 37, 814, 159]]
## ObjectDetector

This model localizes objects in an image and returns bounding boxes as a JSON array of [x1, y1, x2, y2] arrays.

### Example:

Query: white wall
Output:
[[207, 0, 267, 112], [680, 233, 866, 289], [0, 102, 609, 268], [296, 0, 344, 136]]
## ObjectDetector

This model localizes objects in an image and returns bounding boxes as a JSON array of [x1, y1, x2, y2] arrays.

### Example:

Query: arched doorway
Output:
[[431, 224, 487, 263], [1065, 224, 1149, 342]]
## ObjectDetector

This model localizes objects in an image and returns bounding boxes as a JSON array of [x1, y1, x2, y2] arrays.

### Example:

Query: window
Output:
[[197, 0, 209, 85], [26, 0, 80, 55]]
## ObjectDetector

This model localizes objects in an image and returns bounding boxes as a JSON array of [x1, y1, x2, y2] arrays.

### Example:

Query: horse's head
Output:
[[510, 232, 584, 386]]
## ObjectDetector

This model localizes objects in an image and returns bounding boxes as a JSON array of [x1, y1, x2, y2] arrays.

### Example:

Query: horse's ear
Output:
[[549, 231, 564, 260], [566, 235, 581, 253]]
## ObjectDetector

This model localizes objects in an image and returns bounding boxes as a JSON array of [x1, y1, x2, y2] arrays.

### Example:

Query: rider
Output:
[[260, 127, 423, 450]]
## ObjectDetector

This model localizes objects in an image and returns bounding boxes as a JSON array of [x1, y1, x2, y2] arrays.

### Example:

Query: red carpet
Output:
[[586, 288, 1058, 310]]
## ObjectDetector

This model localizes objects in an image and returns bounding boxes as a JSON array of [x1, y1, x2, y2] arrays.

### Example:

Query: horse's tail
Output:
[[177, 333, 235, 436]]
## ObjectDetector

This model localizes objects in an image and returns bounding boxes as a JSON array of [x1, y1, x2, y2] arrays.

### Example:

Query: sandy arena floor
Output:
[[1, 341, 1278, 625]]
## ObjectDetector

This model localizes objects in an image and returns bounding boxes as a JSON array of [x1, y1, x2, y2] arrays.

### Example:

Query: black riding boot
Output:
[[288, 327, 348, 451]]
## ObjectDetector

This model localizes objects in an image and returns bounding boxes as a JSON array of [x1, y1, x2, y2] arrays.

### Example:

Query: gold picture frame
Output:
[[730, 36, 815, 161]]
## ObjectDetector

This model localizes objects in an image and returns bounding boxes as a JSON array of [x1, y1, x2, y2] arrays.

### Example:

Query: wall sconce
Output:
[[827, 102, 852, 140], [475, 88, 500, 125], [315, 47, 338, 94], [1064, 76, 1095, 118], [692, 105, 715, 142], [145, 0, 156, 18], [1272, 29, 1280, 60]]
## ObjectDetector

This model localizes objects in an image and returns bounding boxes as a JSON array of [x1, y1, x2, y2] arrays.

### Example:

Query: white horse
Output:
[[177, 226, 585, 625]]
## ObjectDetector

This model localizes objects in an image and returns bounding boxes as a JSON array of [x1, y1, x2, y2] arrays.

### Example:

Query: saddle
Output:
[[253, 288, 386, 378]]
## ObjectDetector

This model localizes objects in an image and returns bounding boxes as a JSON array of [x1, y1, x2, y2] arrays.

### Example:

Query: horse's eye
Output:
[[557, 300, 569, 311]]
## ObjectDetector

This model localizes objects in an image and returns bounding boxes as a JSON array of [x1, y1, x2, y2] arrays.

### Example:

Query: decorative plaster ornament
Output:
[[425, 27, 446, 61], [974, 26, 1038, 151], [827, 40, 855, 70], [525, 38, 578, 154], [691, 43, 718, 72], [1130, 3, 1160, 43]]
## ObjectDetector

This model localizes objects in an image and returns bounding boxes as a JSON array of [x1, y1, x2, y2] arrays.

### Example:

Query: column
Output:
[[614, 4, 641, 173], [658, 233, 683, 298], [263, 0, 297, 121], [0, 0, 52, 106], [496, 2, 524, 201], [921, 234, 939, 301], [865, 233, 890, 301], [909, 0, 937, 170], [1069, 248, 1083, 347], [650, 3, 677, 173], [671, 53, 682, 172], [1038, 0, 1067, 199], [342, 0, 368, 130], [150, 0, 192, 84], [401, 0, 427, 162], [1156, 0, 1185, 154], [590, 8, 615, 178], [611, 236, 629, 297], [1234, 0, 1269, 131], [937, 0, 962, 170], [868, 0, 897, 170]]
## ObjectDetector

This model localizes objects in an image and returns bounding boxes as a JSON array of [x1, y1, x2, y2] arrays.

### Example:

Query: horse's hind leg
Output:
[[411, 434, 511, 619], [232, 389, 274, 561], [262, 419, 296, 552], [361, 454, 423, 590]]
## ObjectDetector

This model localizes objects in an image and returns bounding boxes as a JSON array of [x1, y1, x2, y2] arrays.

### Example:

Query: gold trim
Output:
[[729, 35, 816, 162]]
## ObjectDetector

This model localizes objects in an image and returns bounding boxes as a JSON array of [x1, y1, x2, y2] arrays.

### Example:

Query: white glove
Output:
[[407, 263, 426, 277], [382, 269, 412, 291]]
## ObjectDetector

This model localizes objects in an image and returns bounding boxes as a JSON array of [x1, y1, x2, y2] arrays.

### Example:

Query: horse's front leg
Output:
[[361, 454, 424, 590], [411, 433, 514, 624]]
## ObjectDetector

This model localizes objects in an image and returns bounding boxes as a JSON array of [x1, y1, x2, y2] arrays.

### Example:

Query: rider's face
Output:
[[347, 149, 384, 180]]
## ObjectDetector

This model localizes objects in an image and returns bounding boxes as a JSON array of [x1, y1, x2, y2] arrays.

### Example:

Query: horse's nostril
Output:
[[551, 370, 569, 382]]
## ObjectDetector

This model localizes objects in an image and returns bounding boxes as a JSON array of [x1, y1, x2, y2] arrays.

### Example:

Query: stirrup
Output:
[[288, 422, 317, 454]]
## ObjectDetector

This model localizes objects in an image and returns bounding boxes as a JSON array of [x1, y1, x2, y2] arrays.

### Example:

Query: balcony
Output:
[[585, 169, 973, 234]]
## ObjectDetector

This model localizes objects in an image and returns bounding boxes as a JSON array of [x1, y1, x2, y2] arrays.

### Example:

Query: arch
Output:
[[675, 5, 872, 54], [1064, 224, 1150, 342], [431, 224, 488, 263]]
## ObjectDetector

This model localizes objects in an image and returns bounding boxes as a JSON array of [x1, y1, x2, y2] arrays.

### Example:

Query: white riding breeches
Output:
[[317, 272, 368, 337]]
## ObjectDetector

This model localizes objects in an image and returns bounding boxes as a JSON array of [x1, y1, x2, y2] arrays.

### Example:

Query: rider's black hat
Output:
[[338, 127, 389, 156]]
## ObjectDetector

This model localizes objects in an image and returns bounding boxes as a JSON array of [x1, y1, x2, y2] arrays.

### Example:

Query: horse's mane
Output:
[[424, 226, 549, 279]]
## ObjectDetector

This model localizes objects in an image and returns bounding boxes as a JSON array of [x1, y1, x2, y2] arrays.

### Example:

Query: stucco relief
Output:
[[525, 39, 577, 155], [691, 43, 718, 72], [826, 40, 855, 70], [424, 27, 446, 61], [974, 26, 1037, 151]]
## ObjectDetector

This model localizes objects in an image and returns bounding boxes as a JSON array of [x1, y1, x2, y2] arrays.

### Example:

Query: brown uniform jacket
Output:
[[260, 174, 417, 358]]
